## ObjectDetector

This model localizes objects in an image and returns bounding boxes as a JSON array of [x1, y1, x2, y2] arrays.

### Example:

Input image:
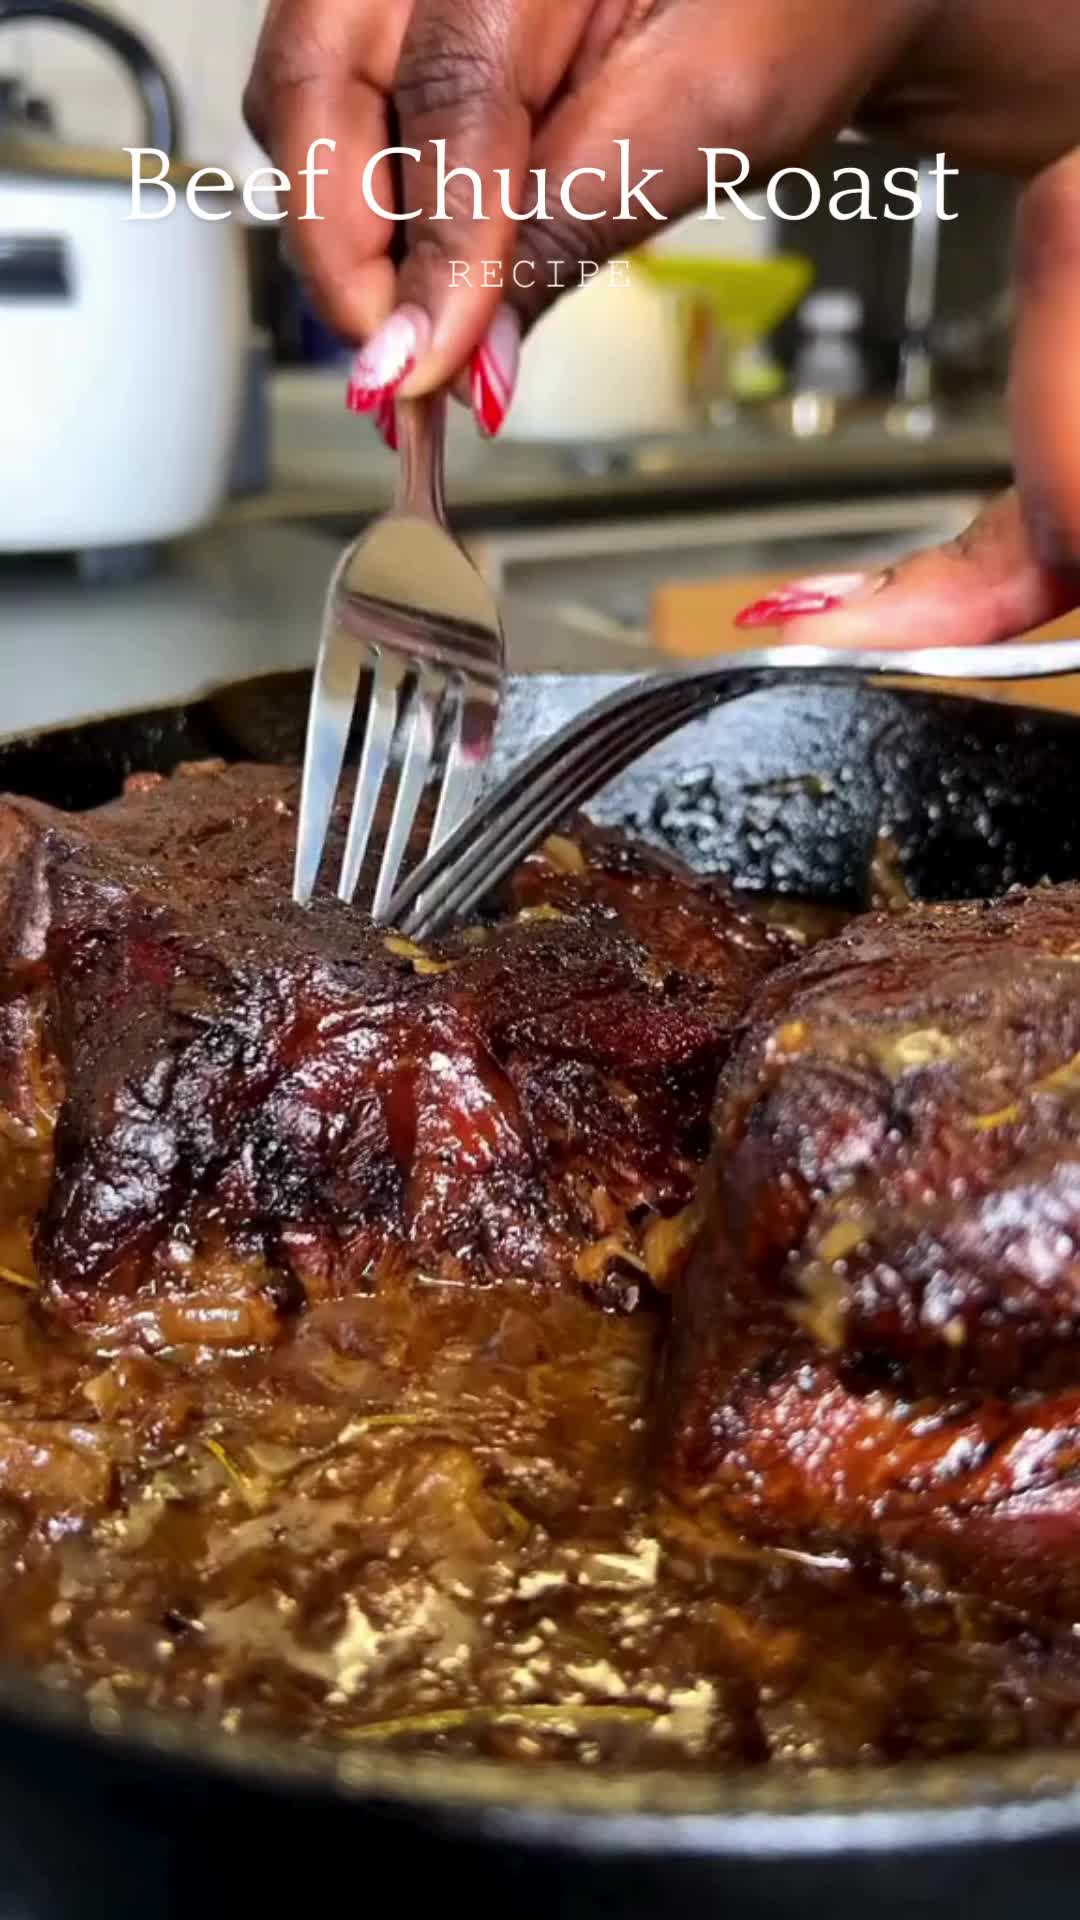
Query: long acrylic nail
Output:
[[734, 573, 873, 630], [372, 392, 398, 452], [470, 306, 521, 439], [346, 305, 431, 413]]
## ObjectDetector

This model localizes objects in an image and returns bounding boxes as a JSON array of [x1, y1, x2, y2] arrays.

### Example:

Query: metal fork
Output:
[[384, 638, 1080, 939], [292, 391, 505, 917]]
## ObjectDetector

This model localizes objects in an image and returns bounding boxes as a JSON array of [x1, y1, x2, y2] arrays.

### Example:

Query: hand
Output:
[[246, 0, 1080, 639], [244, 0, 926, 414], [733, 149, 1080, 647]]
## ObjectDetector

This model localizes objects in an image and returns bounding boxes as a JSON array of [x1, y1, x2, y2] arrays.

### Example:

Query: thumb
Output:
[[349, 0, 594, 402], [392, 0, 528, 391], [733, 493, 1080, 650]]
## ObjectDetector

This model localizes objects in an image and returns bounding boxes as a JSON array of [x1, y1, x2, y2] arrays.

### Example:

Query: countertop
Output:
[[0, 372, 1015, 739], [0, 523, 656, 738], [226, 370, 1013, 531]]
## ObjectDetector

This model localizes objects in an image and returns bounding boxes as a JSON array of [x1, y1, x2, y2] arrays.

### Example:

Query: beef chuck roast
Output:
[[0, 761, 786, 1345], [663, 884, 1080, 1621]]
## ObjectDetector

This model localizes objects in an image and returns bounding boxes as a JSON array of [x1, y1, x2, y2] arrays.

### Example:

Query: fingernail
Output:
[[373, 392, 398, 452], [734, 573, 873, 630], [470, 306, 521, 439], [345, 305, 431, 412]]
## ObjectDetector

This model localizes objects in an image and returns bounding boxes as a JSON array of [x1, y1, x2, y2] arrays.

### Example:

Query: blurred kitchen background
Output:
[[0, 0, 1055, 735]]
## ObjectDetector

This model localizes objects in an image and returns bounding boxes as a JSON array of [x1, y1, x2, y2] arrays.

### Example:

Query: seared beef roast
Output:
[[0, 761, 785, 1345], [11, 751, 1080, 1624], [10, 746, 1080, 1745], [663, 885, 1080, 1621]]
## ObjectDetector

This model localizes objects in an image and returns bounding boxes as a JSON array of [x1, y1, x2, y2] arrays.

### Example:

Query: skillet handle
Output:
[[0, 0, 181, 154]]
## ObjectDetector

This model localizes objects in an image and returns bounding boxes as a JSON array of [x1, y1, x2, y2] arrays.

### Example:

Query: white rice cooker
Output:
[[0, 0, 246, 557]]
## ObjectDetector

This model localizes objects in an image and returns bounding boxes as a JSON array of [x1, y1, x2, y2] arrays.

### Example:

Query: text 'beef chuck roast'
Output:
[[662, 884, 1080, 1623], [0, 761, 787, 1347]]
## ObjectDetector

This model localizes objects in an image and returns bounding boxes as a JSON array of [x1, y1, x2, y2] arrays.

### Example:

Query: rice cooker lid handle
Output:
[[0, 0, 181, 154]]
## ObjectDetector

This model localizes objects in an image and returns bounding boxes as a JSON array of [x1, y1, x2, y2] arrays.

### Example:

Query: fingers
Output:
[[247, 0, 916, 417], [733, 492, 1080, 648], [1011, 149, 1080, 571], [745, 148, 1080, 652], [244, 0, 409, 341], [743, 142, 1080, 653]]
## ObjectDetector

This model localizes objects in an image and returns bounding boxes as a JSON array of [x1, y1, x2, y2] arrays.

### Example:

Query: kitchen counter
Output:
[[226, 370, 1013, 533], [0, 522, 656, 738], [5, 508, 1078, 758], [0, 374, 1015, 739]]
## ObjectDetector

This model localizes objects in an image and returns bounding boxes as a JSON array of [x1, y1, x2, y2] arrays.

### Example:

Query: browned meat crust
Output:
[[0, 761, 786, 1347], [662, 885, 1080, 1620]]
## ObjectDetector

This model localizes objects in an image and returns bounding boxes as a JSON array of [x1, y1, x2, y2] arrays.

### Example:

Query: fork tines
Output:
[[292, 593, 502, 919]]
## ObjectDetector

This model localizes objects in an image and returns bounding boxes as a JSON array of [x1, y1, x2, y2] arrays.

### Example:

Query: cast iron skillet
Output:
[[2, 669, 1080, 1920]]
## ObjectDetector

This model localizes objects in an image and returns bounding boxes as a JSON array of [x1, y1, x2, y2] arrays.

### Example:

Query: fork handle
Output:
[[395, 394, 448, 522]]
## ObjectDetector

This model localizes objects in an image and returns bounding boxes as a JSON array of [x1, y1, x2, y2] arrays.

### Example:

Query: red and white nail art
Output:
[[346, 305, 431, 413], [372, 392, 398, 451], [734, 573, 870, 629], [470, 306, 521, 439]]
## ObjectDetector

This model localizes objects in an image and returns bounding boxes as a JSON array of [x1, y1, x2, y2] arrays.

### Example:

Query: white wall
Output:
[[3, 0, 267, 174]]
